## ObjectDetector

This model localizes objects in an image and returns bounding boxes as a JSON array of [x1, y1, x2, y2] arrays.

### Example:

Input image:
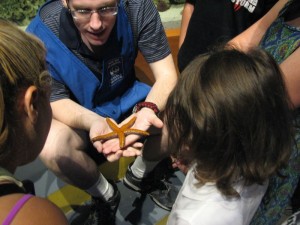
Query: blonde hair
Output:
[[0, 20, 51, 161]]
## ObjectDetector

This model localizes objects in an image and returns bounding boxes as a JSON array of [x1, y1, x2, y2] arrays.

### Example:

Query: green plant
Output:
[[0, 0, 44, 26]]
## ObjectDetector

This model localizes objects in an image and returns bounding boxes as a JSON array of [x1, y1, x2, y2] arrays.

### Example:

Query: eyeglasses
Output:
[[69, 6, 118, 21]]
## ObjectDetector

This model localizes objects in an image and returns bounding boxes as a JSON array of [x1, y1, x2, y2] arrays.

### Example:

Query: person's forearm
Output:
[[228, 0, 288, 51], [147, 54, 178, 110], [51, 98, 105, 131], [179, 2, 194, 48]]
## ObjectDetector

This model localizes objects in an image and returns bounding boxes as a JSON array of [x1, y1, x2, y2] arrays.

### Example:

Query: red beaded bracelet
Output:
[[132, 102, 160, 115]]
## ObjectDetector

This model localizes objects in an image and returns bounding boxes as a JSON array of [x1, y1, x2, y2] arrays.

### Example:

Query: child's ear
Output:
[[23, 86, 39, 124]]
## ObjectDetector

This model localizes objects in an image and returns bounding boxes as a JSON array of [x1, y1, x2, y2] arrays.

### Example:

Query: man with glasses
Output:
[[26, 0, 178, 224]]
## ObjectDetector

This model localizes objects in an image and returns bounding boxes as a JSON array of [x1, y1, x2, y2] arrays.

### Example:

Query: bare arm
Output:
[[280, 48, 300, 108], [0, 194, 69, 225], [50, 99, 114, 155], [179, 2, 194, 48], [129, 54, 177, 136], [228, 0, 300, 108], [51, 98, 106, 132], [24, 197, 69, 225], [147, 54, 178, 110], [228, 0, 288, 51], [133, 54, 177, 156]]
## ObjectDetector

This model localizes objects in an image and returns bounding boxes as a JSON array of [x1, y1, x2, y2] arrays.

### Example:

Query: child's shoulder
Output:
[[0, 194, 68, 225]]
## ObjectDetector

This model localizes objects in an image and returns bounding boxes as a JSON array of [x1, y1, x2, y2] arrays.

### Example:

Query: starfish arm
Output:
[[92, 117, 144, 148], [124, 129, 150, 137], [118, 132, 126, 148], [120, 117, 137, 130], [91, 132, 118, 142], [106, 118, 120, 131]]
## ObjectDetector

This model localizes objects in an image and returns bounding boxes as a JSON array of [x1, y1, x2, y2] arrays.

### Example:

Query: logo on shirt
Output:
[[107, 57, 124, 86], [231, 0, 258, 13]]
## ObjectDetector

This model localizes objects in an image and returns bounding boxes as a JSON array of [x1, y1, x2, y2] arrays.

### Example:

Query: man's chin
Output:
[[89, 38, 107, 46], [84, 32, 107, 45]]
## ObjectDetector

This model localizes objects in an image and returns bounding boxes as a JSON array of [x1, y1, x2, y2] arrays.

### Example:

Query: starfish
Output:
[[91, 117, 150, 148]]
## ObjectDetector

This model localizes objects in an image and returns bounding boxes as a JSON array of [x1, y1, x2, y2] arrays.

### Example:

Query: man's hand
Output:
[[101, 109, 163, 155], [89, 118, 114, 154], [104, 142, 144, 162]]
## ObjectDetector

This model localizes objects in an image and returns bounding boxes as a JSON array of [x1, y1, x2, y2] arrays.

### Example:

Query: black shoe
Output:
[[123, 162, 178, 211], [123, 164, 153, 192], [148, 179, 178, 211], [84, 181, 121, 225]]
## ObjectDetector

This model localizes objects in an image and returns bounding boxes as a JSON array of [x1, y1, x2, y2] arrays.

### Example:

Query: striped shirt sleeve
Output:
[[125, 0, 171, 63]]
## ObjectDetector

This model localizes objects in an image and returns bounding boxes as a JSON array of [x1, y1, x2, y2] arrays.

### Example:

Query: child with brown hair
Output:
[[163, 48, 294, 225]]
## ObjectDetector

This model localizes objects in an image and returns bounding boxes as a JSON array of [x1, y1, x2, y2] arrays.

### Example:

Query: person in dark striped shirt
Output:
[[26, 0, 178, 223]]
